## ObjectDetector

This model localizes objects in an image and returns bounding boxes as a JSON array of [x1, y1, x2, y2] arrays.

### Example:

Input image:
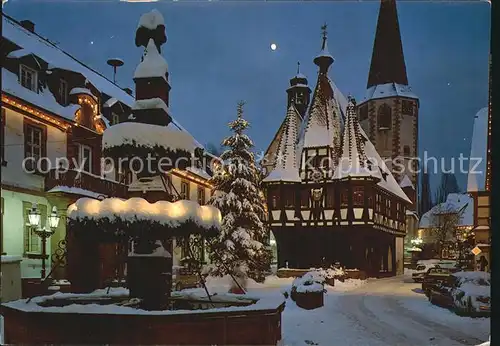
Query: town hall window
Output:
[[340, 190, 348, 207], [377, 104, 392, 130], [300, 189, 309, 207], [284, 189, 294, 208], [20, 64, 38, 92], [353, 186, 364, 206], [402, 100, 413, 115], [403, 145, 411, 157]]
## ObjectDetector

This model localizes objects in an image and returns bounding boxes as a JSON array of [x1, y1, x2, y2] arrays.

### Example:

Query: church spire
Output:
[[367, 0, 408, 88], [313, 23, 334, 74]]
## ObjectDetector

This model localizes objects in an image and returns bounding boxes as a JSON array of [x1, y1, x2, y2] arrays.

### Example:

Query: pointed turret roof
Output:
[[333, 97, 376, 180], [367, 0, 408, 89], [298, 27, 342, 153], [263, 104, 302, 182]]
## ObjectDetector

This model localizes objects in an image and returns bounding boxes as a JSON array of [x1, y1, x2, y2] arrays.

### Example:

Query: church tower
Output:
[[358, 0, 419, 206]]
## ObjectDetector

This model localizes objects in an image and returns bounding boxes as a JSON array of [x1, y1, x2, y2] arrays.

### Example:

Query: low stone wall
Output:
[[1, 302, 285, 345]]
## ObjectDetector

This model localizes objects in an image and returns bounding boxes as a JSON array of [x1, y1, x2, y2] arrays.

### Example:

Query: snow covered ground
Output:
[[1, 274, 489, 345]]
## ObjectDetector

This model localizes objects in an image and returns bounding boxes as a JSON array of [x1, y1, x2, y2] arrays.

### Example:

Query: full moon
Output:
[[270, 43, 277, 51]]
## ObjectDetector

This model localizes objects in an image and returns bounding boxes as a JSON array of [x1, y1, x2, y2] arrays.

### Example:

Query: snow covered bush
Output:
[[291, 271, 326, 298], [207, 102, 272, 282]]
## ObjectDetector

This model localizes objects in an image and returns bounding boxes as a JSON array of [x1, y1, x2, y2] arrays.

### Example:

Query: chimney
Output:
[[123, 87, 133, 96], [20, 20, 35, 33]]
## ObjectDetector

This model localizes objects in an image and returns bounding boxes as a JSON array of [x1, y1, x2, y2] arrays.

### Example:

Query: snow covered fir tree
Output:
[[208, 102, 272, 283]]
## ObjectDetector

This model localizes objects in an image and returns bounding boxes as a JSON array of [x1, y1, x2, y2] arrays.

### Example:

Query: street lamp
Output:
[[29, 204, 60, 278]]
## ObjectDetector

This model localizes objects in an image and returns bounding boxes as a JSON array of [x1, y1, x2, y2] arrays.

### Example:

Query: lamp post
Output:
[[29, 204, 60, 278]]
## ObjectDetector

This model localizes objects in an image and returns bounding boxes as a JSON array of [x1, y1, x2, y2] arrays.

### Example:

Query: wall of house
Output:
[[2, 107, 67, 190], [395, 236, 404, 275], [2, 106, 68, 279]]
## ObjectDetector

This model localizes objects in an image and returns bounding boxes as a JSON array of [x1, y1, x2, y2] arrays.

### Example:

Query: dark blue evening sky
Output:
[[4, 0, 491, 193]]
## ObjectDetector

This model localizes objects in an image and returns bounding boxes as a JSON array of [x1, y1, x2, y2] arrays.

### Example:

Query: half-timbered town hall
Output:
[[262, 0, 416, 277]]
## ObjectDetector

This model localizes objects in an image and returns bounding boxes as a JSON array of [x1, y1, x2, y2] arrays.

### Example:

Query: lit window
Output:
[[181, 181, 190, 199], [112, 113, 120, 125], [24, 125, 43, 161], [197, 186, 205, 205], [77, 144, 93, 173], [296, 92, 304, 105], [20, 64, 38, 92]]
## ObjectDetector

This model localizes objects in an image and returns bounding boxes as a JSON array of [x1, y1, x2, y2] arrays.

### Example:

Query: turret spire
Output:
[[313, 23, 334, 73], [367, 0, 408, 88]]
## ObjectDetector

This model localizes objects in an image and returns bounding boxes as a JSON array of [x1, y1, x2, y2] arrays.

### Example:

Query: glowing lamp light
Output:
[[28, 203, 41, 228], [48, 206, 60, 229]]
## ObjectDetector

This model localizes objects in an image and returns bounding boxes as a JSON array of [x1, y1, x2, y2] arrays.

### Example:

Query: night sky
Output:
[[3, 0, 491, 193]]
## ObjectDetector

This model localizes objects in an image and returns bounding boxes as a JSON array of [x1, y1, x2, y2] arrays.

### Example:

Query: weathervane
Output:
[[297, 61, 301, 75], [321, 23, 328, 40]]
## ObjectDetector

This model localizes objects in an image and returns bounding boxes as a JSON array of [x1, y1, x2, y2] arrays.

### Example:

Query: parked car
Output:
[[428, 271, 490, 316], [412, 263, 438, 282], [422, 267, 453, 296]]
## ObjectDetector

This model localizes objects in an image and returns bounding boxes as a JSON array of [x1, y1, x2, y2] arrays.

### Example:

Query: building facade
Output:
[[262, 23, 412, 277], [1, 14, 214, 281]]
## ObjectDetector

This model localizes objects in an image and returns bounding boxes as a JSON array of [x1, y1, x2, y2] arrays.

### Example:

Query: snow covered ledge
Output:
[[67, 197, 221, 236]]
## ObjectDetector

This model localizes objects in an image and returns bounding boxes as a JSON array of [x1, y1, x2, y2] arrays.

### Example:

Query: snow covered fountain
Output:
[[0, 10, 284, 345]]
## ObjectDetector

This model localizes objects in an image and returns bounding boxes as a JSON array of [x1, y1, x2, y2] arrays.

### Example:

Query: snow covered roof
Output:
[[103, 97, 118, 108], [359, 126, 411, 203], [298, 75, 342, 150], [363, 83, 418, 102], [467, 107, 488, 192], [132, 97, 170, 113], [138, 9, 165, 30], [67, 197, 222, 230], [134, 39, 168, 81], [47, 186, 106, 199], [263, 104, 301, 183], [69, 87, 97, 100], [333, 98, 377, 180], [399, 174, 414, 189], [419, 193, 473, 229], [2, 14, 203, 148], [103, 122, 199, 152], [2, 68, 81, 121], [186, 166, 212, 180]]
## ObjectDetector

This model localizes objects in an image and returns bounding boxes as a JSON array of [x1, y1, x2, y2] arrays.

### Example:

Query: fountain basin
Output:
[[1, 289, 285, 345]]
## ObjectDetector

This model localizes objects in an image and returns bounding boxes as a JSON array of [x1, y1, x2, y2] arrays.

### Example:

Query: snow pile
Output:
[[1, 255, 22, 263], [137, 9, 165, 30], [292, 271, 326, 294], [4, 286, 283, 316], [69, 87, 97, 100], [134, 39, 168, 81], [132, 97, 169, 113], [67, 197, 222, 230], [309, 267, 346, 280], [103, 122, 198, 152]]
